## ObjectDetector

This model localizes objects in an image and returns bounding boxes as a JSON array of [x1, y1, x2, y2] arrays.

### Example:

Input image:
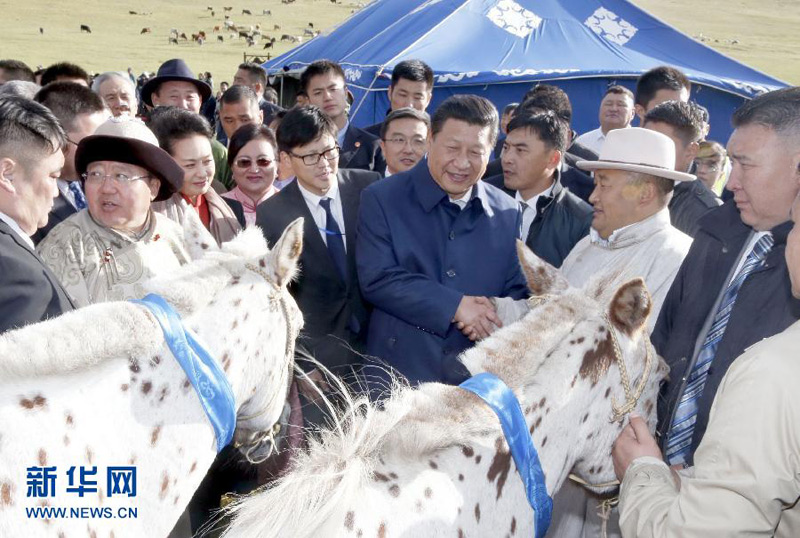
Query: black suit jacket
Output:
[[340, 123, 386, 173], [32, 191, 77, 244], [0, 220, 75, 333], [484, 172, 592, 267], [256, 169, 381, 371]]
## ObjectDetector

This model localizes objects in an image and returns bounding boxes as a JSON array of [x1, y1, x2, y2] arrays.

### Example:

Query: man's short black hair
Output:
[[643, 100, 703, 146], [219, 85, 260, 111], [276, 105, 337, 153], [228, 124, 278, 167], [380, 107, 431, 140], [34, 81, 106, 132], [299, 60, 346, 93], [391, 60, 434, 90], [237, 62, 267, 89], [518, 84, 572, 125], [148, 106, 213, 155], [604, 85, 634, 100], [732, 86, 800, 140], [635, 66, 691, 108], [430, 95, 499, 146], [502, 103, 519, 116], [506, 111, 568, 152], [0, 59, 35, 83], [0, 96, 67, 162], [40, 62, 90, 87]]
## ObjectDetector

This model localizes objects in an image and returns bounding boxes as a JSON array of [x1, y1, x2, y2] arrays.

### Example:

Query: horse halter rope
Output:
[[232, 262, 297, 464]]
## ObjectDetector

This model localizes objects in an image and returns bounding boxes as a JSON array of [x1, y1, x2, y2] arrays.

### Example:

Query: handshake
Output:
[[453, 295, 529, 341]]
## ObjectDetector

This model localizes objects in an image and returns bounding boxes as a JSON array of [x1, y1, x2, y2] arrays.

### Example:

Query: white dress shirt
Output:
[[516, 182, 555, 240], [449, 186, 473, 210], [337, 120, 349, 147], [297, 180, 347, 251], [0, 210, 34, 250], [57, 179, 79, 210]]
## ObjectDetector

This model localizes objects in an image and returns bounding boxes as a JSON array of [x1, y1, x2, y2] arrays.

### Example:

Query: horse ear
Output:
[[608, 278, 652, 337], [516, 240, 569, 296], [182, 206, 220, 258], [264, 217, 303, 287]]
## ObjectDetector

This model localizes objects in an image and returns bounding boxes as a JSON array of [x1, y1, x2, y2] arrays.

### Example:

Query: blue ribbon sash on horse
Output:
[[131, 294, 236, 452], [459, 372, 553, 538]]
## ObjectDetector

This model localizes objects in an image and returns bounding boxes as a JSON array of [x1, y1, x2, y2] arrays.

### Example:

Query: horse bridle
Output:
[[231, 262, 298, 464]]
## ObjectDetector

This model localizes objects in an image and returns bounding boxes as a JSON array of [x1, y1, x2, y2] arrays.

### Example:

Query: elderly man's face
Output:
[[599, 92, 635, 132], [589, 169, 647, 239], [3, 148, 64, 235], [726, 123, 800, 231], [84, 161, 160, 233], [787, 194, 800, 298], [427, 119, 493, 198], [99, 77, 137, 117], [63, 111, 108, 181], [152, 81, 202, 114], [379, 117, 429, 175], [220, 99, 263, 140]]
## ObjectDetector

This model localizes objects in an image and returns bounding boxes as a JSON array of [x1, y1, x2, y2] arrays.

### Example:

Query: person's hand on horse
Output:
[[298, 368, 330, 402], [454, 295, 502, 341], [612, 413, 662, 480]]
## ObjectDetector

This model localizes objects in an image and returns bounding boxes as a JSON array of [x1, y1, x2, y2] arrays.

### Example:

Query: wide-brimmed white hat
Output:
[[576, 127, 696, 182]]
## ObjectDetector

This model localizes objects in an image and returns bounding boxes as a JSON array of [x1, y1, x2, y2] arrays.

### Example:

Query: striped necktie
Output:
[[665, 233, 774, 465], [68, 181, 87, 210]]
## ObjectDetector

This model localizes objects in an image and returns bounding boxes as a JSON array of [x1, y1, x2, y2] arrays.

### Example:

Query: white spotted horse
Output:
[[0, 218, 305, 538], [223, 242, 669, 538]]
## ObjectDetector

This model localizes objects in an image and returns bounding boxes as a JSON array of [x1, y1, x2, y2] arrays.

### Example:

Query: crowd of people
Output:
[[0, 52, 799, 538]]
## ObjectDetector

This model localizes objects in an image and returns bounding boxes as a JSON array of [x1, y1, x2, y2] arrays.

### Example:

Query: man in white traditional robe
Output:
[[549, 126, 696, 538]]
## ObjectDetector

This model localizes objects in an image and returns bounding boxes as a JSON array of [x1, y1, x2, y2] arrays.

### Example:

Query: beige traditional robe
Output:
[[37, 210, 191, 308], [560, 208, 692, 331]]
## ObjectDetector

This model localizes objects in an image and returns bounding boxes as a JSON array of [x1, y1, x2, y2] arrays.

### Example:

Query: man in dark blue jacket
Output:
[[357, 95, 528, 391], [655, 87, 800, 466], [484, 110, 592, 268]]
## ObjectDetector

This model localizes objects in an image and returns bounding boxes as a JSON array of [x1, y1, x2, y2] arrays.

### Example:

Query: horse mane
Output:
[[222, 296, 593, 538], [0, 230, 270, 381]]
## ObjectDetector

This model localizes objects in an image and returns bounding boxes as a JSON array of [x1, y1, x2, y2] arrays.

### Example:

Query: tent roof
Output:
[[265, 0, 785, 98]]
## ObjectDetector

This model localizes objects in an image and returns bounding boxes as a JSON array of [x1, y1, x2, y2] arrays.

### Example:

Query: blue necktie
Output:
[[665, 234, 774, 465], [319, 198, 361, 334], [69, 181, 87, 210], [318, 197, 347, 282]]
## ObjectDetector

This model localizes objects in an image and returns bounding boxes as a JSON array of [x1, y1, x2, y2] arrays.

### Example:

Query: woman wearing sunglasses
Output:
[[222, 124, 280, 226]]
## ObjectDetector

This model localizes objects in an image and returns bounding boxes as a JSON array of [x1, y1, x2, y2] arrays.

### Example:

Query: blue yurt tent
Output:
[[264, 0, 787, 143]]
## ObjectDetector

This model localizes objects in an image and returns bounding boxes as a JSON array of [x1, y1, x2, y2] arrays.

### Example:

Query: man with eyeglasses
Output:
[[301, 60, 385, 173], [32, 81, 110, 243], [0, 96, 74, 333], [256, 105, 381, 428], [379, 107, 430, 177]]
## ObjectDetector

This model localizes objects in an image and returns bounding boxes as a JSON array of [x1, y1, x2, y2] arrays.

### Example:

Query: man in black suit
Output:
[[32, 81, 109, 243], [485, 111, 592, 268], [301, 60, 385, 173], [364, 59, 434, 137], [643, 100, 721, 237], [482, 85, 598, 203], [0, 96, 75, 333], [256, 105, 380, 425]]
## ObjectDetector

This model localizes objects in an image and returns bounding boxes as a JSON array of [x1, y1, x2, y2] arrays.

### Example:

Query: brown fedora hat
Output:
[[75, 116, 184, 201]]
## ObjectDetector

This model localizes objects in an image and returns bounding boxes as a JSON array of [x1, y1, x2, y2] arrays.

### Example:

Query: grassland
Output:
[[1, 0, 799, 87]]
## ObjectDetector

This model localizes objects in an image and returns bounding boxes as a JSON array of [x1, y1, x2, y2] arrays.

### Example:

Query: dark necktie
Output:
[[318, 197, 347, 282]]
